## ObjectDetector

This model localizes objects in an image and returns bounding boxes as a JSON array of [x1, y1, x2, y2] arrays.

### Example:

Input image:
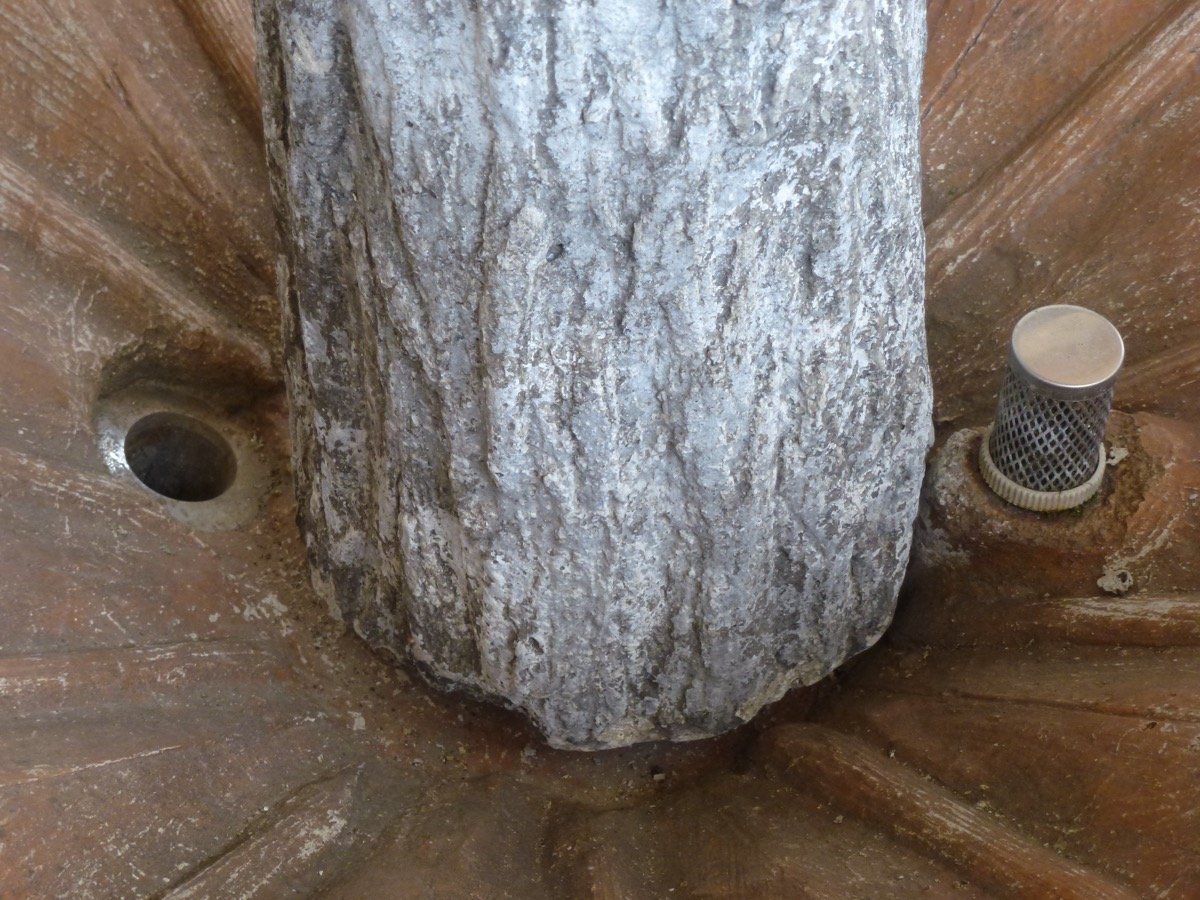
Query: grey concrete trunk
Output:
[[257, 0, 932, 749]]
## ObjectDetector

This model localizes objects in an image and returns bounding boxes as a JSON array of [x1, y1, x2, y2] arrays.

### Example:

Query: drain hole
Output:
[[123, 412, 236, 502]]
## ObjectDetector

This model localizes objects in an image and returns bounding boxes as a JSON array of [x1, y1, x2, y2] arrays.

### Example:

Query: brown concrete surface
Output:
[[1, 1, 1199, 896]]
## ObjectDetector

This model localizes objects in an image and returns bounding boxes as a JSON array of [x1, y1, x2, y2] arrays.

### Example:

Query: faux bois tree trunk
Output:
[[257, 0, 932, 748]]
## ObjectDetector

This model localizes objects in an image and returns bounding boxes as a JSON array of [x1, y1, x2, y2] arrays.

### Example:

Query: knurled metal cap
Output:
[[980, 426, 1107, 512]]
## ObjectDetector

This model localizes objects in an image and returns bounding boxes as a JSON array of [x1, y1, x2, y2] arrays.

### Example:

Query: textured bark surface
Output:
[[258, 0, 932, 748]]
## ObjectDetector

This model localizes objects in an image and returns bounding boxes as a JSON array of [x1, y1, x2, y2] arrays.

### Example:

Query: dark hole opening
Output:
[[123, 412, 237, 502]]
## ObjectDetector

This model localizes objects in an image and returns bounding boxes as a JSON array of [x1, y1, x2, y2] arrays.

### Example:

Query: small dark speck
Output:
[[405, 120, 415, 128], [546, 242, 565, 262]]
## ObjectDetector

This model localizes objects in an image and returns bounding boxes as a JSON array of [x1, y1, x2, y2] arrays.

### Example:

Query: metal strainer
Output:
[[979, 305, 1124, 512]]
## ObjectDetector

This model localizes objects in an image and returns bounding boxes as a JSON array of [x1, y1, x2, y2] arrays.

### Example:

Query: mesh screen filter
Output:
[[987, 369, 1113, 493]]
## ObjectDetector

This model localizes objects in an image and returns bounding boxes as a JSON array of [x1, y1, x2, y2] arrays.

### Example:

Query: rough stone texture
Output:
[[257, 0, 932, 748]]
